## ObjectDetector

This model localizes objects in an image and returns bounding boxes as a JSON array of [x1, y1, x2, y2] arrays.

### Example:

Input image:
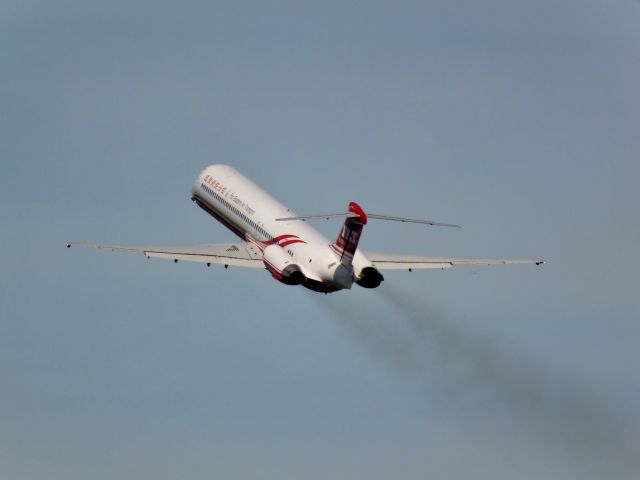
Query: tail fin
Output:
[[330, 202, 367, 265]]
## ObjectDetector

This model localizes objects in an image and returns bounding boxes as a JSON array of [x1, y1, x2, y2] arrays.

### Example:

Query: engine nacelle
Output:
[[262, 245, 304, 285], [356, 266, 384, 288]]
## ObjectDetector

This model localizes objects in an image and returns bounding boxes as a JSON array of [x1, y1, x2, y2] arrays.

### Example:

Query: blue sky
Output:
[[2, 1, 639, 479]]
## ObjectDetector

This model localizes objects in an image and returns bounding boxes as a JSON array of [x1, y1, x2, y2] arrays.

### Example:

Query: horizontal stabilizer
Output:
[[276, 212, 354, 221], [276, 212, 460, 228], [366, 213, 460, 228]]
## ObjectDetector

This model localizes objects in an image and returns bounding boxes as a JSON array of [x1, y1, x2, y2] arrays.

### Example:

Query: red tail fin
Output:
[[330, 202, 367, 265]]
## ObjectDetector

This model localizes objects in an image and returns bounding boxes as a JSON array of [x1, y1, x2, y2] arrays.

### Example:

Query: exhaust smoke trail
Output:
[[312, 286, 640, 479]]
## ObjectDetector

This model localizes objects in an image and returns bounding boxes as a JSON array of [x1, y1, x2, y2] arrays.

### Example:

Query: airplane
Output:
[[66, 164, 543, 293]]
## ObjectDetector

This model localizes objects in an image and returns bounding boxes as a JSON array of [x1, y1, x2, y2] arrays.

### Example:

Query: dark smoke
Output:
[[312, 286, 640, 479]]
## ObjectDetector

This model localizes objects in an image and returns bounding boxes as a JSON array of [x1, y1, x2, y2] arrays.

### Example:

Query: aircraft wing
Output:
[[66, 242, 264, 267], [364, 252, 544, 270]]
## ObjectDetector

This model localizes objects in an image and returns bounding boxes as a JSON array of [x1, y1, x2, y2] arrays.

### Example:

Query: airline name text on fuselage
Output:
[[203, 174, 255, 216]]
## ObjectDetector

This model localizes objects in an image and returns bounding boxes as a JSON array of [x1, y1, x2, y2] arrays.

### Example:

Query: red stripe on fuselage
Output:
[[272, 234, 299, 242], [279, 239, 306, 248], [249, 234, 307, 252]]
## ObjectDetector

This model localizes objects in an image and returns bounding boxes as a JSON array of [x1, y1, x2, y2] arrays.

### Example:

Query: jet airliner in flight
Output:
[[67, 165, 543, 293]]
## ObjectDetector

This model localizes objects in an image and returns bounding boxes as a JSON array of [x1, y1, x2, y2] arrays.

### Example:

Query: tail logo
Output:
[[330, 202, 367, 264]]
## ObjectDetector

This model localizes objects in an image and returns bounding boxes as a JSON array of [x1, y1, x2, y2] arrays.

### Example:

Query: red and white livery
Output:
[[67, 165, 543, 293]]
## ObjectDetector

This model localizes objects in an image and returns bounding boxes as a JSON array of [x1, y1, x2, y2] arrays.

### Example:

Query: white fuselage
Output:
[[191, 165, 377, 292]]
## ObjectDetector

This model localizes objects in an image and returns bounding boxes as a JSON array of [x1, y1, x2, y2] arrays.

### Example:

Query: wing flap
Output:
[[365, 252, 544, 270], [66, 242, 264, 268]]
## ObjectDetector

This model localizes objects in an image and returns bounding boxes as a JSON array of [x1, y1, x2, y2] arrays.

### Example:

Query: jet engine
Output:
[[262, 245, 304, 285], [356, 266, 384, 288]]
